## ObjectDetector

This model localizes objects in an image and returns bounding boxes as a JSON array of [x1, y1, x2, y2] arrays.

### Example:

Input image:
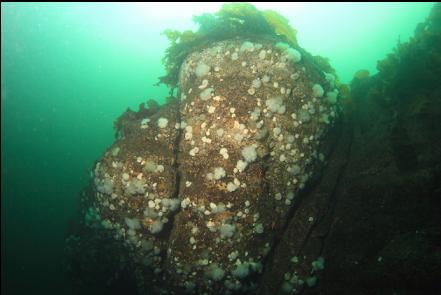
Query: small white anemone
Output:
[[157, 117, 168, 128]]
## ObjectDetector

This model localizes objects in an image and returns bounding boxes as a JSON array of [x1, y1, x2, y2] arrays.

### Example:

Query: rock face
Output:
[[258, 8, 441, 293], [68, 39, 339, 295], [276, 85, 441, 295], [67, 6, 441, 294], [167, 40, 337, 293]]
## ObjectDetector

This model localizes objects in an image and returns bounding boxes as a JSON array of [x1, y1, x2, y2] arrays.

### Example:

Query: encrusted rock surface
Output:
[[67, 4, 441, 295], [69, 39, 339, 295], [67, 13, 441, 293]]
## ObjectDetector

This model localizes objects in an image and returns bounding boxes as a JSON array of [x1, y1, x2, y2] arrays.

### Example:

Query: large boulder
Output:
[[67, 39, 339, 295], [66, 4, 441, 295]]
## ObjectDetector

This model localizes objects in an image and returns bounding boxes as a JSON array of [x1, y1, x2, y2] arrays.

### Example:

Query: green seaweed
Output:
[[157, 2, 299, 90]]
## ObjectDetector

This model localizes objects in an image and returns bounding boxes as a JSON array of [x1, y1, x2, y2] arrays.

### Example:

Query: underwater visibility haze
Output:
[[1, 2, 440, 295]]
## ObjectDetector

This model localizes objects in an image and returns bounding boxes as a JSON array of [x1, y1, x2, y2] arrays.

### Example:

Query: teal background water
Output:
[[1, 2, 434, 294]]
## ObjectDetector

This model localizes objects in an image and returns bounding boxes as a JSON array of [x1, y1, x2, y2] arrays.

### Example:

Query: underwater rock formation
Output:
[[68, 38, 338, 295], [167, 39, 337, 294], [66, 3, 441, 295], [261, 4, 441, 294]]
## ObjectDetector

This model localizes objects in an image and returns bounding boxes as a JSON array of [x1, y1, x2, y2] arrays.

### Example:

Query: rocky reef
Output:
[[65, 3, 441, 295]]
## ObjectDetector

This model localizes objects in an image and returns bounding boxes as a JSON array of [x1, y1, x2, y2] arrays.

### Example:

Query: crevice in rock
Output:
[[296, 117, 354, 295], [171, 100, 183, 205], [157, 101, 183, 243], [261, 117, 350, 295], [310, 120, 353, 263], [315, 117, 354, 253]]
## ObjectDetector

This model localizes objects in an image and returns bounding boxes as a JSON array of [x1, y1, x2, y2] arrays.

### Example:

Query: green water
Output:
[[1, 2, 435, 295]]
